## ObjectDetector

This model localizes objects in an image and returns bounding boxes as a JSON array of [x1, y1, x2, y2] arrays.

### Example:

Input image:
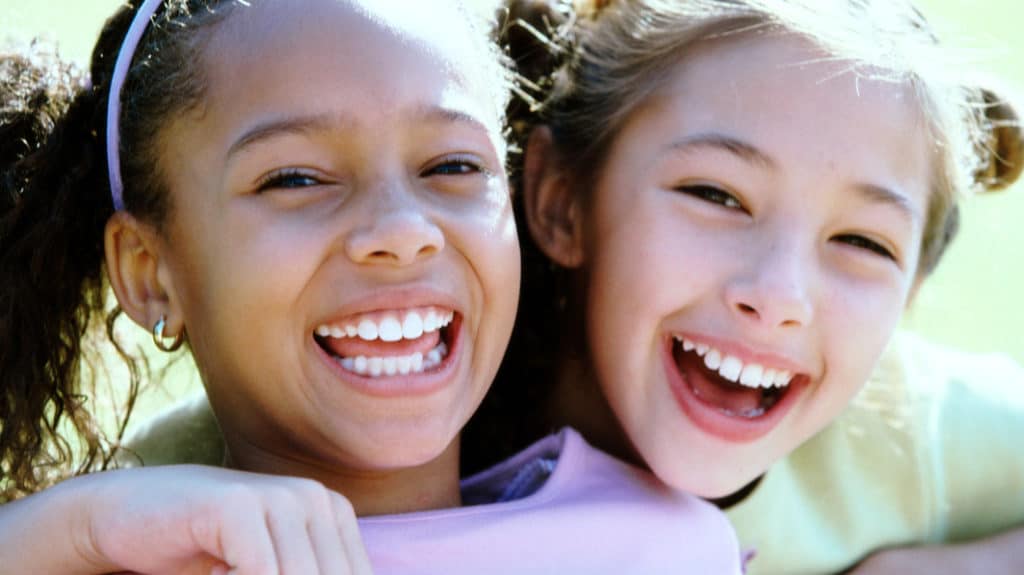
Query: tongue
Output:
[[321, 331, 441, 358], [675, 348, 765, 416]]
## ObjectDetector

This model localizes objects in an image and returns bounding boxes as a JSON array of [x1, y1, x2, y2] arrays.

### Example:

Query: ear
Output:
[[522, 126, 585, 268], [104, 212, 184, 339]]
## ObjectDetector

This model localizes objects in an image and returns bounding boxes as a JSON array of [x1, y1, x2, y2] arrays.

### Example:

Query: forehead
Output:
[[624, 31, 933, 200], [191, 0, 500, 132]]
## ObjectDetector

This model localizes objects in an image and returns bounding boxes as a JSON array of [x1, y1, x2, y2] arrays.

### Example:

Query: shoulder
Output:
[[727, 332, 1024, 573], [887, 333, 1024, 539]]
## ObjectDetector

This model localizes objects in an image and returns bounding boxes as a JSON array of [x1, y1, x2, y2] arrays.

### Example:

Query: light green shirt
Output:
[[727, 332, 1024, 574]]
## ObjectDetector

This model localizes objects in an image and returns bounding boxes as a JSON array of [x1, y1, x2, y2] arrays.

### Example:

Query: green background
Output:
[[2, 0, 1022, 429]]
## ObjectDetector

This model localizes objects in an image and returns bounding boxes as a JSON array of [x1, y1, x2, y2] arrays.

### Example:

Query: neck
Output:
[[222, 433, 462, 517], [545, 355, 644, 469]]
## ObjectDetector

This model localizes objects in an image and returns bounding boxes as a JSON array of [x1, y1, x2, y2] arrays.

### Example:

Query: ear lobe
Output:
[[522, 126, 585, 268], [104, 212, 183, 336]]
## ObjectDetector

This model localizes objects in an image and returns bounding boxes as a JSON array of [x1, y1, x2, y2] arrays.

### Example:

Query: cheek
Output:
[[822, 278, 909, 390], [453, 195, 521, 335]]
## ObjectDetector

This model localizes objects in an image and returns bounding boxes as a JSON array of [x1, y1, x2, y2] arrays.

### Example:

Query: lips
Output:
[[663, 335, 808, 443], [312, 305, 462, 396]]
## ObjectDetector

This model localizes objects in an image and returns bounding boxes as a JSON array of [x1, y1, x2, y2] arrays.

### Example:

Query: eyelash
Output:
[[256, 168, 323, 192], [675, 184, 745, 211], [833, 234, 896, 261], [424, 155, 487, 178], [676, 183, 898, 262]]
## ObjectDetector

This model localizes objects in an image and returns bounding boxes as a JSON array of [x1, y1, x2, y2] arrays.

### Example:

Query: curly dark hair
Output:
[[0, 0, 237, 502]]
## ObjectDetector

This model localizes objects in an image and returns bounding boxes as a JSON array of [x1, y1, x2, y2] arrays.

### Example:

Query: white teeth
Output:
[[739, 364, 764, 388], [335, 342, 448, 378], [402, 313, 424, 339], [382, 356, 398, 376], [423, 311, 438, 332], [719, 355, 743, 382], [677, 337, 796, 389], [378, 316, 403, 342], [357, 319, 378, 341], [704, 349, 722, 370], [316, 308, 454, 343], [426, 348, 441, 366], [397, 355, 412, 375], [368, 357, 383, 377]]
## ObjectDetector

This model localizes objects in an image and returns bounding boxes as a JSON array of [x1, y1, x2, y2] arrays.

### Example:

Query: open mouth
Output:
[[665, 334, 808, 442], [314, 307, 459, 378]]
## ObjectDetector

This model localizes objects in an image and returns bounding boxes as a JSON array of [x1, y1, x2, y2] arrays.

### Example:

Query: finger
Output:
[[265, 501, 319, 575], [207, 500, 279, 575], [331, 492, 374, 575], [306, 507, 352, 575]]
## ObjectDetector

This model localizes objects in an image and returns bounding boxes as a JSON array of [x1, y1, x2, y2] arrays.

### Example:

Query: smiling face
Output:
[[576, 33, 932, 497], [151, 0, 518, 477]]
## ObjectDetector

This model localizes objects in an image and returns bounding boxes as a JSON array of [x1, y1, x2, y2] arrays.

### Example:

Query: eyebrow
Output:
[[852, 183, 921, 224], [225, 105, 493, 161], [226, 113, 340, 159], [666, 132, 920, 223], [666, 132, 777, 169]]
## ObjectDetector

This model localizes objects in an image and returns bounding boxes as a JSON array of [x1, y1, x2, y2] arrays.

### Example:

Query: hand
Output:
[[76, 465, 373, 575]]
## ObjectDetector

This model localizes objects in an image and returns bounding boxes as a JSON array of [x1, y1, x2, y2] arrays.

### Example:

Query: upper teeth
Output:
[[316, 308, 454, 342], [676, 336, 793, 389]]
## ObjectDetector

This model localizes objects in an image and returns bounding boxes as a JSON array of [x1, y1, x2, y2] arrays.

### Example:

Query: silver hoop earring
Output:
[[152, 315, 184, 352]]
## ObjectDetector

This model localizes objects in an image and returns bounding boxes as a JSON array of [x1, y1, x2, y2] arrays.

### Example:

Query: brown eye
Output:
[[675, 184, 745, 210], [257, 169, 323, 192], [834, 234, 895, 260], [424, 156, 485, 177]]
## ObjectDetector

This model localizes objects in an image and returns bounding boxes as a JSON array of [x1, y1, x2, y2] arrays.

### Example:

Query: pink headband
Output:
[[106, 0, 164, 212]]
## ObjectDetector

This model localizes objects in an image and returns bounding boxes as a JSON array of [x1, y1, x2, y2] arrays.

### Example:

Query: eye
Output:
[[256, 169, 324, 192], [423, 155, 487, 178], [833, 234, 896, 261], [675, 184, 745, 211]]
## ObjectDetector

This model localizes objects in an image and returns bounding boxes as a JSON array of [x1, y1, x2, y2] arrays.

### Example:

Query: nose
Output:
[[724, 242, 815, 329], [344, 183, 444, 266]]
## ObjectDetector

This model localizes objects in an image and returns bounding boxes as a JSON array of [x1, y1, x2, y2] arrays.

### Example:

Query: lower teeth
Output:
[[337, 342, 448, 377]]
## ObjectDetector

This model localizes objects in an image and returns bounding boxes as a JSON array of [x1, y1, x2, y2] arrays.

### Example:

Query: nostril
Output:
[[417, 245, 438, 258], [369, 250, 396, 260], [737, 303, 758, 316]]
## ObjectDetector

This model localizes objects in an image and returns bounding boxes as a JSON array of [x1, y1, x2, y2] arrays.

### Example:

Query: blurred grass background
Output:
[[2, 0, 1022, 433]]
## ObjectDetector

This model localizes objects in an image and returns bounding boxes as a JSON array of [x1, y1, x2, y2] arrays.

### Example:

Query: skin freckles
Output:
[[150, 0, 519, 513], [570, 33, 932, 497]]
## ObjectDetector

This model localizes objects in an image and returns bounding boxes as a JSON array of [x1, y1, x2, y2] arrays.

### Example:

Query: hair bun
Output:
[[975, 88, 1023, 192], [500, 0, 577, 148]]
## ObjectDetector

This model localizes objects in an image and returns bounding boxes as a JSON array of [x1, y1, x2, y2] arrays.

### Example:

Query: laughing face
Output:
[[576, 33, 932, 497], [152, 0, 519, 478]]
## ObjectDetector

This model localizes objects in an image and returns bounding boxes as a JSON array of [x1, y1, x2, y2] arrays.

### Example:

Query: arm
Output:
[[848, 527, 1024, 575], [0, 465, 373, 574]]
